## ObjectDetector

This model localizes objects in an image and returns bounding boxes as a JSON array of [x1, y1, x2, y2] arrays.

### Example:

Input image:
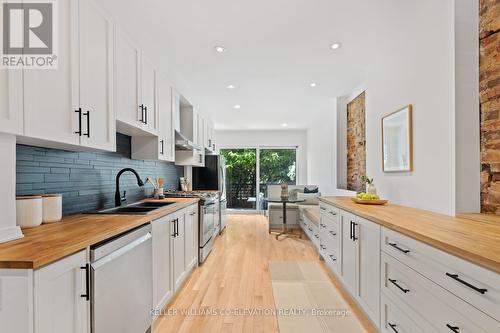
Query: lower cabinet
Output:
[[152, 214, 174, 312], [172, 209, 186, 291], [34, 250, 89, 333], [185, 204, 199, 271]]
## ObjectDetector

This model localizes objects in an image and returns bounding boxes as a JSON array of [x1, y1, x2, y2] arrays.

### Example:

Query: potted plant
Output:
[[361, 175, 377, 195]]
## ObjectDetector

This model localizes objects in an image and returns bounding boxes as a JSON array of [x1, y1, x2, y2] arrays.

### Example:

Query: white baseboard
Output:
[[0, 226, 24, 244]]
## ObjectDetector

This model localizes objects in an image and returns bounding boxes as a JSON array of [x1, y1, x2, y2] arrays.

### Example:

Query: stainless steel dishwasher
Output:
[[90, 224, 152, 333]]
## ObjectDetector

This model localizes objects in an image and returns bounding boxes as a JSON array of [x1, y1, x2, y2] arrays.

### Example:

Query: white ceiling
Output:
[[99, 0, 377, 130]]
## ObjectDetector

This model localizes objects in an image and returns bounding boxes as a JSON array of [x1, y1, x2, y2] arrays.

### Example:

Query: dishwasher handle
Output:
[[91, 233, 152, 269]]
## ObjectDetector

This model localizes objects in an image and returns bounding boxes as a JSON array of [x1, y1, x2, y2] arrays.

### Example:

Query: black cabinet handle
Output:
[[175, 218, 179, 237], [446, 324, 460, 332], [389, 243, 410, 254], [329, 230, 337, 236], [314, 234, 319, 239], [320, 245, 326, 250], [139, 104, 145, 123], [80, 264, 90, 301], [350, 221, 353, 240], [329, 254, 336, 261], [171, 219, 176, 237], [352, 222, 358, 241], [160, 140, 164, 155], [329, 211, 337, 216], [320, 207, 326, 211], [388, 323, 399, 333], [445, 273, 487, 294], [75, 108, 82, 136], [388, 279, 410, 293], [144, 106, 148, 124], [320, 223, 326, 228], [83, 111, 90, 137]]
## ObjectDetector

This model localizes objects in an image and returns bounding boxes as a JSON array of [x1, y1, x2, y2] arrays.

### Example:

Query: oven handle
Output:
[[91, 233, 152, 269]]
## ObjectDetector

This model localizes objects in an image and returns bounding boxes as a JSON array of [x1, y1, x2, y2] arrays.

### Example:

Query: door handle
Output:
[[350, 221, 353, 240], [171, 219, 176, 237], [83, 111, 90, 137], [80, 264, 90, 301], [175, 218, 179, 237], [388, 278, 410, 294], [445, 273, 487, 294], [352, 222, 358, 241], [160, 140, 164, 155], [388, 243, 410, 254], [144, 106, 148, 124], [75, 108, 82, 136], [139, 104, 145, 123]]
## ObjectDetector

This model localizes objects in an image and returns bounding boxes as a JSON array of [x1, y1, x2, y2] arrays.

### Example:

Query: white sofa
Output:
[[267, 185, 320, 230]]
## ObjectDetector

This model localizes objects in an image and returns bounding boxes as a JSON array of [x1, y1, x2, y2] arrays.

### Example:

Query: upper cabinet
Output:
[[115, 30, 157, 136], [0, 70, 23, 135], [18, 0, 115, 151], [172, 89, 181, 133]]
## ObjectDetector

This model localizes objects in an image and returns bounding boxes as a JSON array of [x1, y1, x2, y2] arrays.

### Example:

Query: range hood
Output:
[[175, 131, 201, 151]]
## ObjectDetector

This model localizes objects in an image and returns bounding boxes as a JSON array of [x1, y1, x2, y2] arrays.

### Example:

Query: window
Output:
[[220, 147, 298, 211]]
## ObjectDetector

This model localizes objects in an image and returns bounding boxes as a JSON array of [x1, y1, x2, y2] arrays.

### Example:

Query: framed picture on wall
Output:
[[382, 105, 413, 172]]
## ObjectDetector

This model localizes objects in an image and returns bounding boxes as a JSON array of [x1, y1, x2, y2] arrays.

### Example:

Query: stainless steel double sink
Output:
[[89, 201, 175, 215]]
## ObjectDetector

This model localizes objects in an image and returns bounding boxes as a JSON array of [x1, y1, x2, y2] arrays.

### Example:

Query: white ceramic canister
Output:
[[16, 196, 43, 228], [40, 194, 62, 223]]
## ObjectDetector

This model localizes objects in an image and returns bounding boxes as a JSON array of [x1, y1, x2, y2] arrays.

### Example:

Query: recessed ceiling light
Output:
[[215, 46, 225, 53], [330, 42, 341, 50], [310, 82, 317, 87], [282, 123, 288, 127], [227, 84, 235, 89], [234, 104, 241, 109]]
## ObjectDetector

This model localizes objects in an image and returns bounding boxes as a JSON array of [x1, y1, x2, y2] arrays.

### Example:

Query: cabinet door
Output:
[[341, 210, 357, 296], [0, 69, 23, 135], [185, 204, 199, 270], [197, 114, 204, 150], [23, 0, 78, 143], [78, 0, 115, 151], [34, 250, 88, 333], [152, 215, 173, 312], [173, 210, 186, 291], [171, 88, 181, 133], [356, 216, 381, 327], [115, 28, 141, 128], [157, 74, 174, 162], [141, 57, 157, 135]]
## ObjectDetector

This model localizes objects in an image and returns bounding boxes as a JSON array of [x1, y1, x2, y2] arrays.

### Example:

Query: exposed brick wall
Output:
[[480, 0, 500, 214], [346, 92, 366, 192]]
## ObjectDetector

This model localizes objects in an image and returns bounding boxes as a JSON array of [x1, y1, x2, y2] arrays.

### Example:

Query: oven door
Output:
[[200, 202, 215, 247]]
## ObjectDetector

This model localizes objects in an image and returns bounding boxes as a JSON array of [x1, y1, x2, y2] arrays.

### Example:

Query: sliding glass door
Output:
[[220, 147, 297, 211]]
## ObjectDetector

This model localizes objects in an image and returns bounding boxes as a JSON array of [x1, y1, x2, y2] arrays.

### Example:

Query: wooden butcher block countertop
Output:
[[0, 197, 199, 269], [319, 196, 500, 274]]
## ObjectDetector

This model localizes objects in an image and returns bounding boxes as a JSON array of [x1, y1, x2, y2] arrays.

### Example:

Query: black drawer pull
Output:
[[329, 230, 336, 236], [329, 211, 337, 216], [308, 227, 312, 231], [352, 222, 358, 241], [320, 245, 326, 250], [388, 323, 399, 333], [160, 140, 164, 155], [320, 223, 327, 228], [389, 279, 410, 293], [83, 111, 90, 137], [314, 234, 319, 239], [329, 254, 336, 261], [75, 108, 82, 136], [144, 106, 148, 124], [320, 207, 326, 211], [139, 104, 145, 123], [446, 324, 460, 332], [445, 273, 487, 294], [80, 264, 90, 301], [388, 243, 410, 254]]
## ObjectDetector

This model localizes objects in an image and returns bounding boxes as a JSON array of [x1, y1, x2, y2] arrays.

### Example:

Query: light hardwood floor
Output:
[[153, 214, 376, 333]]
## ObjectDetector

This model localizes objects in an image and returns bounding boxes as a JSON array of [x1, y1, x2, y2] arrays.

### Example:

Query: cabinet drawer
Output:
[[382, 227, 500, 320], [319, 214, 340, 240], [381, 292, 428, 333], [320, 239, 340, 275], [319, 202, 340, 222], [382, 252, 500, 333]]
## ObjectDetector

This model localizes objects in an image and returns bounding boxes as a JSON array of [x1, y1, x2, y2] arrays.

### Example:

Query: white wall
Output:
[[307, 0, 479, 216], [215, 129, 308, 185], [0, 134, 22, 243]]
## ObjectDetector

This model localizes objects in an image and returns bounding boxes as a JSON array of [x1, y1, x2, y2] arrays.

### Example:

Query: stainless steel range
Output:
[[164, 191, 219, 263]]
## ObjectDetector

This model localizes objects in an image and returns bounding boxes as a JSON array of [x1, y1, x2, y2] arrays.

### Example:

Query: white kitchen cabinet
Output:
[[172, 89, 181, 133], [152, 214, 173, 314], [172, 209, 187, 291], [78, 0, 115, 151], [339, 209, 380, 327], [33, 250, 89, 333], [185, 204, 199, 271], [140, 56, 157, 135], [19, 0, 115, 151], [131, 73, 174, 162], [115, 28, 141, 131], [197, 114, 205, 151]]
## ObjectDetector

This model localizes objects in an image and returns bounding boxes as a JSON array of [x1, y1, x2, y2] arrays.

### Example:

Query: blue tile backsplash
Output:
[[16, 133, 183, 215]]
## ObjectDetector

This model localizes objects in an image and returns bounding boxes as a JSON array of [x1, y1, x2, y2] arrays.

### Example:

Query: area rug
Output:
[[269, 261, 367, 333]]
